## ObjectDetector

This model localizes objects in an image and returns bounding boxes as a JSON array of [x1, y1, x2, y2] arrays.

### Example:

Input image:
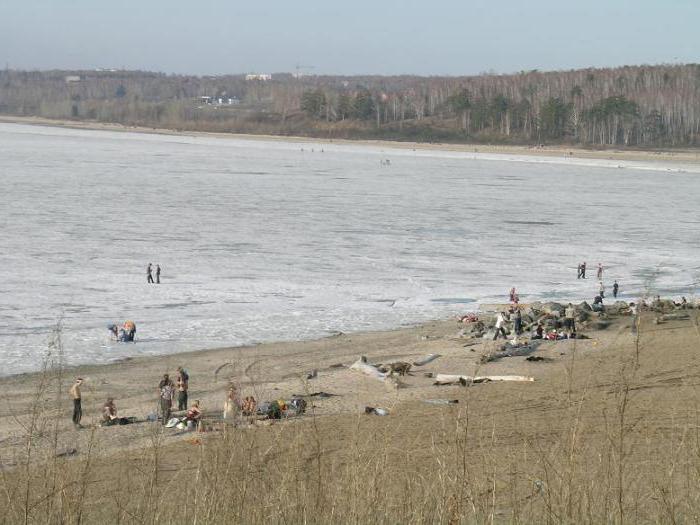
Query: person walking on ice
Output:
[[147, 263, 154, 284], [156, 264, 161, 284]]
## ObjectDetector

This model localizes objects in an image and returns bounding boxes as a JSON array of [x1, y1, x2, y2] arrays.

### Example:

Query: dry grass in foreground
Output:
[[1, 311, 700, 524]]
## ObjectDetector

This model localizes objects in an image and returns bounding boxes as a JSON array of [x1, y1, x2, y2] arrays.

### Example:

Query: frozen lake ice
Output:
[[1, 122, 699, 375]]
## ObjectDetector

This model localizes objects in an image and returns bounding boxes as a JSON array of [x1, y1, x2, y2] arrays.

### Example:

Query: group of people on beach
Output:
[[69, 366, 198, 429], [69, 361, 300, 430], [157, 367, 199, 426]]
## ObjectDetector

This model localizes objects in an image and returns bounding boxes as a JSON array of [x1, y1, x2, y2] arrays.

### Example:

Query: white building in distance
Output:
[[245, 74, 272, 81]]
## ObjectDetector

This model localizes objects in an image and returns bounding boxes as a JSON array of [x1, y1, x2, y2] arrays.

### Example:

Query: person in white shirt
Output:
[[492, 311, 508, 340]]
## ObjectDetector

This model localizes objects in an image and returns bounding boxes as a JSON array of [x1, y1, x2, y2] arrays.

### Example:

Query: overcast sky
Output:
[[1, 0, 697, 76]]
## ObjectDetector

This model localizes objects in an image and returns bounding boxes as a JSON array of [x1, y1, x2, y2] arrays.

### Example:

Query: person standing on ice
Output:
[[147, 263, 154, 284], [597, 263, 603, 280], [580, 262, 587, 279], [156, 264, 161, 284], [613, 280, 619, 298]]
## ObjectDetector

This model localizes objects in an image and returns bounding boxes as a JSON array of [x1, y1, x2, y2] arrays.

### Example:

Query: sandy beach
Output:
[[3, 114, 700, 166], [0, 303, 656, 464]]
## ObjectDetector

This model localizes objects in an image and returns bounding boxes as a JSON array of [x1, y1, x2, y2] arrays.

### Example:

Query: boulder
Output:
[[607, 301, 629, 315], [529, 302, 544, 315], [542, 302, 565, 315], [577, 301, 592, 312]]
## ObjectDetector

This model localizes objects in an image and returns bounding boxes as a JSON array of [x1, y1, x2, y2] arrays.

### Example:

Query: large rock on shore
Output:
[[577, 301, 592, 312], [542, 302, 565, 316], [606, 301, 630, 315]]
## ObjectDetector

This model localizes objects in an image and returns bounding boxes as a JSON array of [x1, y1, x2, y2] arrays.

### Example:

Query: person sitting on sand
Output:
[[186, 400, 202, 423], [241, 396, 257, 417], [532, 322, 544, 339], [102, 398, 118, 426]]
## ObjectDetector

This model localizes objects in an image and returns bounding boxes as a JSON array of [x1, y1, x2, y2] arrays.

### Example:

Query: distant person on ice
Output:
[[581, 262, 587, 279], [597, 263, 603, 280], [147, 263, 154, 284], [599, 281, 605, 299], [613, 280, 619, 298], [156, 264, 161, 284]]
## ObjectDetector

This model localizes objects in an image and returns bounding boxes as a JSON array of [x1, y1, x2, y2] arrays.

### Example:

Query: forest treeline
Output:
[[1, 64, 699, 146]]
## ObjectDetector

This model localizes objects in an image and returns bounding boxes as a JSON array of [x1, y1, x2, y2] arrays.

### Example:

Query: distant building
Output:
[[197, 95, 240, 106], [64, 75, 81, 83], [245, 74, 272, 81]]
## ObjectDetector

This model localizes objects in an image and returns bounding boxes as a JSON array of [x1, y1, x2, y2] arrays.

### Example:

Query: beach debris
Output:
[[292, 391, 337, 398], [526, 356, 554, 362], [660, 313, 690, 321], [412, 353, 441, 366], [350, 358, 389, 381], [306, 369, 318, 380], [329, 363, 345, 369], [422, 399, 459, 405], [433, 374, 535, 385], [482, 342, 540, 362], [377, 361, 412, 376], [365, 406, 389, 416]]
